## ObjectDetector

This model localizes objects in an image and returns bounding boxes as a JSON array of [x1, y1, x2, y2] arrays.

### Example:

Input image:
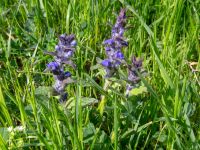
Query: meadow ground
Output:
[[0, 0, 199, 149]]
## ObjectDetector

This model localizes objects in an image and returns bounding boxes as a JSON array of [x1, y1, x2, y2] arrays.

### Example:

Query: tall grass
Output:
[[0, 0, 199, 149]]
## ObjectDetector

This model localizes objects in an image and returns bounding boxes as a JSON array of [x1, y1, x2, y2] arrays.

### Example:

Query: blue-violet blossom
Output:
[[126, 56, 143, 92], [101, 8, 128, 77], [45, 34, 76, 102]]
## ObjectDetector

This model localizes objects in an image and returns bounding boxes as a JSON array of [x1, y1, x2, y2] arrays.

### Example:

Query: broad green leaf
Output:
[[35, 86, 53, 96], [83, 123, 96, 143], [130, 86, 147, 96], [0, 128, 9, 142], [66, 97, 98, 109]]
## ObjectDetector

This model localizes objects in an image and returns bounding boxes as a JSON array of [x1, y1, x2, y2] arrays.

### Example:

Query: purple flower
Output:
[[59, 34, 75, 47], [128, 56, 143, 84], [132, 56, 142, 69], [119, 28, 125, 36], [47, 62, 59, 69], [116, 8, 126, 28], [105, 47, 111, 51], [64, 50, 74, 59], [55, 45, 60, 51], [65, 71, 71, 77], [54, 80, 65, 93], [44, 33, 76, 103], [45, 34, 77, 68], [115, 51, 124, 60], [47, 62, 61, 75], [101, 59, 112, 68], [101, 8, 127, 78], [125, 56, 144, 97], [70, 40, 77, 47], [103, 39, 115, 45], [55, 71, 71, 81], [115, 37, 128, 47]]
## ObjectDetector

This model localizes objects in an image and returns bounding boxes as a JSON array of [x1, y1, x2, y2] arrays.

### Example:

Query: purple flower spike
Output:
[[101, 59, 112, 68], [44, 33, 77, 103], [127, 56, 143, 84], [116, 8, 126, 28], [101, 8, 127, 78]]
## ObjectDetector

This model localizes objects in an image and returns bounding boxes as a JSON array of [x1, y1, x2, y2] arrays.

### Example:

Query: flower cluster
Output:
[[45, 34, 76, 102], [100, 8, 145, 96], [101, 8, 128, 77], [126, 56, 143, 92]]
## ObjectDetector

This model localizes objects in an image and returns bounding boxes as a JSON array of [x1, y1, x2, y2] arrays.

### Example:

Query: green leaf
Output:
[[0, 128, 9, 142], [83, 123, 96, 143], [66, 97, 98, 109], [130, 86, 147, 96], [35, 86, 53, 96]]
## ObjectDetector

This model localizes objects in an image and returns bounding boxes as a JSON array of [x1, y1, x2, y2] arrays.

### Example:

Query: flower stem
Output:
[[98, 79, 111, 115]]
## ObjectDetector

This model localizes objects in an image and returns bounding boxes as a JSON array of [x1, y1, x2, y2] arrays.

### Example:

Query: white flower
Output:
[[14, 126, 24, 132], [7, 126, 13, 132]]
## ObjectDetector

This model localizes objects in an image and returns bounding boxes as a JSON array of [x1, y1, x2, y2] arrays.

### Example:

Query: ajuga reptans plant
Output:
[[101, 8, 128, 78], [45, 34, 76, 102], [101, 8, 145, 96]]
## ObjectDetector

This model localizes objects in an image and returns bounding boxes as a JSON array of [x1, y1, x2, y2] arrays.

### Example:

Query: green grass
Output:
[[0, 0, 200, 149]]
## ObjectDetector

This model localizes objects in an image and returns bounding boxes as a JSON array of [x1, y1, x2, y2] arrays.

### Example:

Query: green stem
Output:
[[98, 79, 111, 115]]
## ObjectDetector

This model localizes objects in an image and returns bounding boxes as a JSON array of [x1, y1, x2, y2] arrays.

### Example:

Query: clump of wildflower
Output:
[[45, 34, 76, 102], [126, 56, 143, 94], [101, 8, 128, 77]]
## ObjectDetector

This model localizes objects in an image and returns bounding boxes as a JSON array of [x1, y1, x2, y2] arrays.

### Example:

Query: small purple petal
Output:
[[115, 51, 124, 59], [64, 51, 73, 58], [119, 28, 124, 36], [47, 62, 59, 70], [112, 27, 117, 34], [65, 71, 71, 77], [116, 37, 128, 47], [105, 47, 111, 51], [101, 59, 112, 67], [47, 62, 61, 75], [122, 41, 128, 46], [103, 39, 115, 45], [70, 40, 77, 47], [57, 73, 65, 81], [55, 45, 60, 51], [132, 56, 142, 68], [60, 34, 66, 39], [114, 61, 121, 67]]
